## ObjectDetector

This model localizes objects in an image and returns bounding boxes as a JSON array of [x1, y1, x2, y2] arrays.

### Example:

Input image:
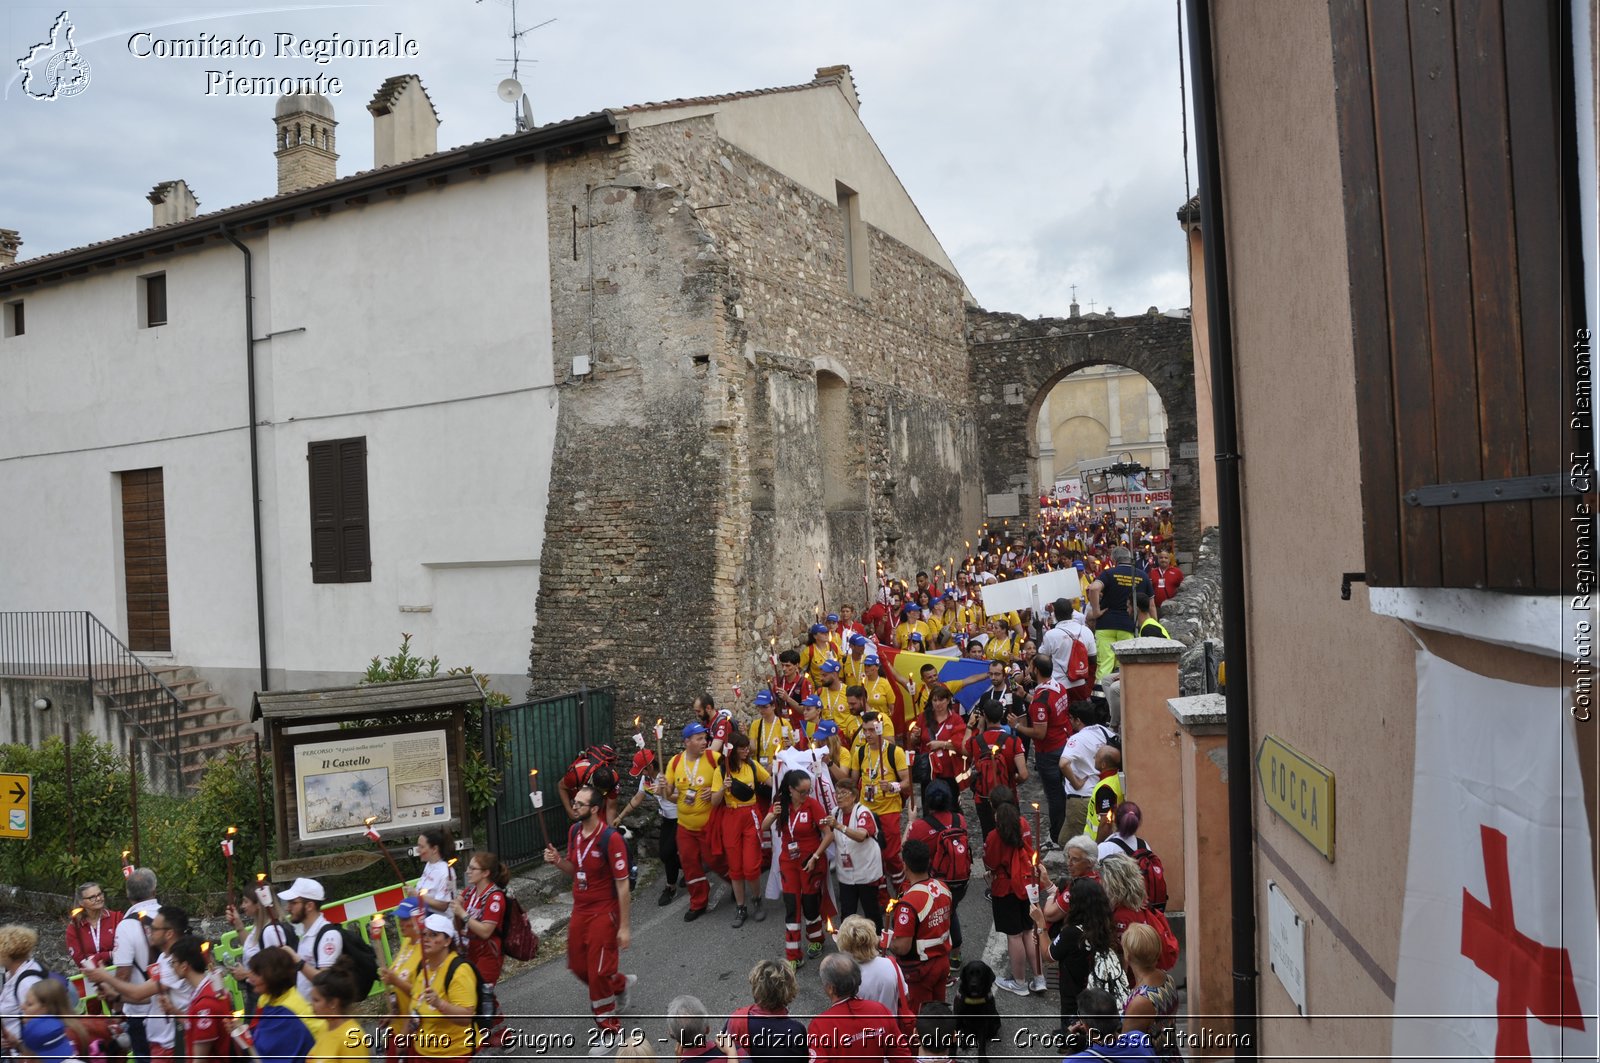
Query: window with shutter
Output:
[[1329, 0, 1590, 593], [307, 436, 371, 583]]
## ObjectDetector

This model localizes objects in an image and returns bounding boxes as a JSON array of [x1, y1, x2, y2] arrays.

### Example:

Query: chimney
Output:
[[368, 74, 440, 168], [273, 92, 338, 194], [148, 180, 200, 226], [0, 230, 20, 267], [816, 65, 859, 113]]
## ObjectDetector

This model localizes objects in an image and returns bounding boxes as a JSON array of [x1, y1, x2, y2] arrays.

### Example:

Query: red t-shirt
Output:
[[1151, 565, 1183, 606], [982, 829, 1036, 901], [921, 712, 966, 780], [890, 880, 952, 968], [774, 675, 815, 727], [66, 911, 123, 968], [185, 980, 232, 1057], [561, 758, 613, 823], [807, 997, 910, 1063], [568, 823, 630, 908], [1028, 680, 1072, 753], [462, 884, 506, 983], [779, 797, 828, 865]]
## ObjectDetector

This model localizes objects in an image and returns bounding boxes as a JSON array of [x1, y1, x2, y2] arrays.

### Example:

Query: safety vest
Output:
[[1085, 771, 1127, 838], [901, 879, 953, 962], [1139, 618, 1171, 639]]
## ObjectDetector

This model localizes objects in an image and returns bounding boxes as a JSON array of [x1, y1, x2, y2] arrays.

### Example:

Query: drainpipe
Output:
[[1185, 0, 1258, 1054], [221, 226, 270, 694]]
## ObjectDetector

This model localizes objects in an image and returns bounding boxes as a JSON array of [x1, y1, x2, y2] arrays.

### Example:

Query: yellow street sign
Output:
[[0, 773, 30, 840], [1256, 736, 1333, 860]]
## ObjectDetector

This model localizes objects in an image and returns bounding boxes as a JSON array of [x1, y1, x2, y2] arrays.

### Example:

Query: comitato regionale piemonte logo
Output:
[[17, 10, 92, 100]]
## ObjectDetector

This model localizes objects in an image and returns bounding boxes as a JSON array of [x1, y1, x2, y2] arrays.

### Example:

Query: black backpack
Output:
[[314, 922, 380, 997], [443, 955, 491, 1040], [568, 823, 639, 892]]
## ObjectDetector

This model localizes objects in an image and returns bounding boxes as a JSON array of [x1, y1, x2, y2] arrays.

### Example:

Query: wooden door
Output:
[[120, 468, 170, 652]]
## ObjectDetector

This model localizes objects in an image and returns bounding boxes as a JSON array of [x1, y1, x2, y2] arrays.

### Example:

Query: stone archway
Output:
[[966, 307, 1200, 557]]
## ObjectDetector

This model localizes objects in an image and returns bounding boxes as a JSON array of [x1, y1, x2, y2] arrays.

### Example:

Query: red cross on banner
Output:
[[1460, 824, 1585, 1062]]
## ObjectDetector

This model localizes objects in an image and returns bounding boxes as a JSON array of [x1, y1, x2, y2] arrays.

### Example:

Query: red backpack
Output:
[[968, 731, 1014, 797], [921, 811, 972, 884], [1110, 836, 1168, 912], [1064, 636, 1091, 691]]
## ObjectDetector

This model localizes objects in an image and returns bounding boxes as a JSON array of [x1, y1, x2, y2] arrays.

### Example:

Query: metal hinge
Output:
[[1404, 473, 1582, 507]]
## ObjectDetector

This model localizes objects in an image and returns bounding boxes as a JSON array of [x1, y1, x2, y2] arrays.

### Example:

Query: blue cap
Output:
[[863, 654, 881, 667], [814, 721, 839, 740], [850, 633, 868, 647], [826, 613, 840, 623], [809, 623, 828, 635], [393, 898, 421, 920], [820, 659, 841, 674], [1074, 560, 1086, 571], [682, 721, 708, 739], [910, 632, 924, 643], [753, 690, 773, 707], [905, 603, 922, 613], [802, 695, 822, 708]]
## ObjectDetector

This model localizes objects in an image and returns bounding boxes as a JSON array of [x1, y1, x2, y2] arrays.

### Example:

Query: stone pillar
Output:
[[1111, 637, 1186, 909], [1168, 693, 1232, 1054]]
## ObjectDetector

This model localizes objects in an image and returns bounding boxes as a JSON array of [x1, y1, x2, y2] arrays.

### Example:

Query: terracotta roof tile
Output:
[[612, 73, 841, 115]]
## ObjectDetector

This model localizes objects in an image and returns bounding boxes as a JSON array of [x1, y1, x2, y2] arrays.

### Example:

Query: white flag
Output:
[[1392, 651, 1598, 1061]]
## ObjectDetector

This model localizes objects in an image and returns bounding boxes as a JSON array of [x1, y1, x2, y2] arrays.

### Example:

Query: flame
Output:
[[364, 816, 376, 827], [816, 562, 822, 574], [201, 941, 212, 953], [233, 1010, 243, 1020], [826, 918, 836, 934], [448, 857, 458, 867], [122, 850, 131, 861], [225, 825, 238, 837], [529, 769, 538, 782], [71, 907, 84, 919], [256, 873, 267, 883], [655, 718, 664, 727]]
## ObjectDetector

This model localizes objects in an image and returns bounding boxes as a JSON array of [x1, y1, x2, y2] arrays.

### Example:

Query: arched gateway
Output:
[[966, 307, 1201, 558]]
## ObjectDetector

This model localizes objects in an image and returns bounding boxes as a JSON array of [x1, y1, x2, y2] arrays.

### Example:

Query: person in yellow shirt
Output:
[[850, 718, 912, 894], [409, 913, 479, 1060], [308, 967, 370, 1063], [663, 721, 726, 919], [893, 605, 933, 649], [816, 662, 857, 747], [923, 601, 947, 646], [985, 620, 1018, 664], [718, 731, 772, 927], [844, 686, 892, 752], [748, 690, 793, 779], [373, 897, 423, 1053], [954, 596, 985, 637], [798, 625, 833, 690], [842, 633, 871, 688], [860, 655, 897, 727]]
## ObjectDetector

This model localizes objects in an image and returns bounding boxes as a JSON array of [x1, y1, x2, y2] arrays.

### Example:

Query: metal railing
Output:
[[0, 610, 186, 791]]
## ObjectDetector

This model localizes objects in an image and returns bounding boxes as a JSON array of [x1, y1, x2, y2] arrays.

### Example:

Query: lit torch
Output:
[[633, 716, 646, 750], [655, 719, 665, 764], [221, 826, 238, 907], [817, 561, 828, 615], [121, 850, 133, 879]]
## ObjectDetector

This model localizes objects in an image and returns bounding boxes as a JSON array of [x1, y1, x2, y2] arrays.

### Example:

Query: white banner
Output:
[[980, 568, 1082, 617], [1091, 489, 1171, 517], [1391, 651, 1597, 1061]]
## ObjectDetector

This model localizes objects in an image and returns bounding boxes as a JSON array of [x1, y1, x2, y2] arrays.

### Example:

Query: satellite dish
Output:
[[520, 94, 534, 129], [496, 77, 523, 103]]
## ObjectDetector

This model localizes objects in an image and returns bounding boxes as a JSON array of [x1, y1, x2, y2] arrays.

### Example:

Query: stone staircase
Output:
[[104, 664, 253, 789]]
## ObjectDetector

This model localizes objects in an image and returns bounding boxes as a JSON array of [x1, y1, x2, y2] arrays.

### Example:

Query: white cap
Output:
[[422, 913, 455, 936], [277, 877, 324, 902]]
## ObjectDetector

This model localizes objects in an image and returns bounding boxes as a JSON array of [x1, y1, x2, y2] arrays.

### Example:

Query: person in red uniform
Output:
[[543, 784, 634, 1035], [167, 936, 230, 1061], [559, 746, 620, 824], [807, 954, 911, 1063], [1149, 551, 1183, 608], [909, 685, 966, 806], [695, 693, 735, 755], [65, 882, 122, 1015], [760, 769, 828, 969], [888, 839, 953, 1015], [904, 783, 971, 970], [962, 701, 1028, 842], [1008, 655, 1072, 846], [772, 651, 814, 728], [451, 851, 509, 1046]]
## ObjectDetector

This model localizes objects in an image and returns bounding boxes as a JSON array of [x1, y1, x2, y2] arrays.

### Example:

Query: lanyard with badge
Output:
[[785, 806, 806, 861], [572, 828, 600, 889]]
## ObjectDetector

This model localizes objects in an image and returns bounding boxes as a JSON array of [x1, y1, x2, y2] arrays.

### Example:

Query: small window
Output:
[[143, 273, 167, 328], [307, 437, 371, 584], [836, 181, 871, 296], [3, 300, 22, 338]]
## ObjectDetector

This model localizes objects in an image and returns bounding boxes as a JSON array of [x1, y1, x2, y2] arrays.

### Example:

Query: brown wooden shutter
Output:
[[337, 437, 371, 582], [308, 441, 342, 583], [1329, 0, 1586, 593]]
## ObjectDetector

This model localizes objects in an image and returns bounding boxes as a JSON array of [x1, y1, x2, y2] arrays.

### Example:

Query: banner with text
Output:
[[293, 730, 452, 842], [1091, 489, 1171, 517]]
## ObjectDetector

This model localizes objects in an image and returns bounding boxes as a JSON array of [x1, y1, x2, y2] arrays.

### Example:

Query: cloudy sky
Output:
[[1, 0, 1196, 318]]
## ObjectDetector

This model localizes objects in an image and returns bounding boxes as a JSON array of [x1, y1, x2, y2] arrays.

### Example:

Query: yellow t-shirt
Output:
[[722, 761, 771, 808], [749, 714, 793, 773], [986, 634, 1017, 663], [819, 686, 850, 724], [386, 939, 422, 1018], [799, 643, 833, 690], [955, 604, 985, 633], [854, 742, 910, 816], [863, 676, 894, 721], [843, 654, 868, 689], [411, 957, 479, 1058], [311, 1019, 369, 1063], [894, 620, 933, 649], [924, 613, 945, 641], [667, 752, 723, 831]]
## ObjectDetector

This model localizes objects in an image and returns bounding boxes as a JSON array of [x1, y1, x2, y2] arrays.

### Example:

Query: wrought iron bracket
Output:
[[1404, 473, 1582, 507]]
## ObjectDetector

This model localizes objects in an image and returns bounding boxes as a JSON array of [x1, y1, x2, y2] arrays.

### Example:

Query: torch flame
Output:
[[529, 769, 538, 782], [225, 825, 238, 837], [71, 907, 83, 919], [655, 718, 663, 727], [364, 817, 376, 827], [635, 716, 641, 728], [234, 1010, 243, 1020], [826, 918, 836, 934], [816, 562, 822, 574], [256, 873, 267, 883], [122, 850, 131, 861], [201, 941, 212, 953]]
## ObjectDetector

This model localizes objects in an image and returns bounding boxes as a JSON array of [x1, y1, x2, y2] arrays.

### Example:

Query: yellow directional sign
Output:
[[1256, 736, 1334, 860], [0, 773, 30, 840]]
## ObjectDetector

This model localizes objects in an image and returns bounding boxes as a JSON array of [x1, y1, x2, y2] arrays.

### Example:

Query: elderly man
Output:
[[110, 867, 161, 1063], [666, 995, 720, 1061], [807, 955, 909, 1063]]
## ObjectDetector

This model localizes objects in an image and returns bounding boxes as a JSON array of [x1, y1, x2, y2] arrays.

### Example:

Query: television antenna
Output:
[[477, 0, 554, 132]]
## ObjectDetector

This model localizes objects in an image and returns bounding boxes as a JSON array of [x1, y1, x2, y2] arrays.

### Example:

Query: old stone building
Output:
[[527, 67, 979, 716]]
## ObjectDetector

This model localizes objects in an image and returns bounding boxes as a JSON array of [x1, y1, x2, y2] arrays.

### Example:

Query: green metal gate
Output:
[[484, 688, 614, 866]]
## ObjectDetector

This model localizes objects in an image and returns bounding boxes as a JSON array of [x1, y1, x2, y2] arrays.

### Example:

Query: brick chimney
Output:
[[148, 180, 200, 226], [816, 65, 859, 113], [0, 230, 20, 267], [274, 92, 338, 194], [368, 75, 440, 168]]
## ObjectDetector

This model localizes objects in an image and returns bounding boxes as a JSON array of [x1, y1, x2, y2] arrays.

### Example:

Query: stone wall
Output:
[[966, 308, 1200, 559], [529, 114, 978, 738], [1153, 525, 1225, 695]]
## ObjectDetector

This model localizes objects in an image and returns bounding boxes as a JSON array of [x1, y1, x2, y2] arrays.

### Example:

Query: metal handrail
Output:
[[83, 612, 187, 785]]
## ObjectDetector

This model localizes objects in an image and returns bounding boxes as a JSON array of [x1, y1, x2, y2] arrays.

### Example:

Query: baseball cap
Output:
[[849, 633, 868, 647], [909, 632, 924, 644], [753, 690, 773, 707], [820, 659, 841, 674], [393, 898, 421, 921], [905, 603, 922, 613], [863, 654, 880, 667], [682, 721, 708, 739], [826, 613, 840, 623], [422, 913, 455, 936], [809, 623, 828, 636], [801, 695, 822, 708], [629, 750, 657, 777], [278, 877, 324, 902], [814, 721, 839, 741]]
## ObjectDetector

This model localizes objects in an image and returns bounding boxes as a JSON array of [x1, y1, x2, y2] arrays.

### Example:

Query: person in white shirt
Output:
[[278, 878, 342, 999], [413, 830, 457, 915], [83, 907, 193, 1054], [0, 924, 45, 1049], [825, 781, 884, 932], [1038, 597, 1096, 687], [832, 915, 908, 1016], [226, 887, 288, 1014], [110, 868, 161, 1063], [1059, 702, 1114, 845]]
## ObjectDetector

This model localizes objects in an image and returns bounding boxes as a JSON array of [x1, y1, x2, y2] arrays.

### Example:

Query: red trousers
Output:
[[902, 956, 950, 1015], [567, 902, 626, 1029], [721, 806, 764, 881], [678, 823, 714, 910]]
